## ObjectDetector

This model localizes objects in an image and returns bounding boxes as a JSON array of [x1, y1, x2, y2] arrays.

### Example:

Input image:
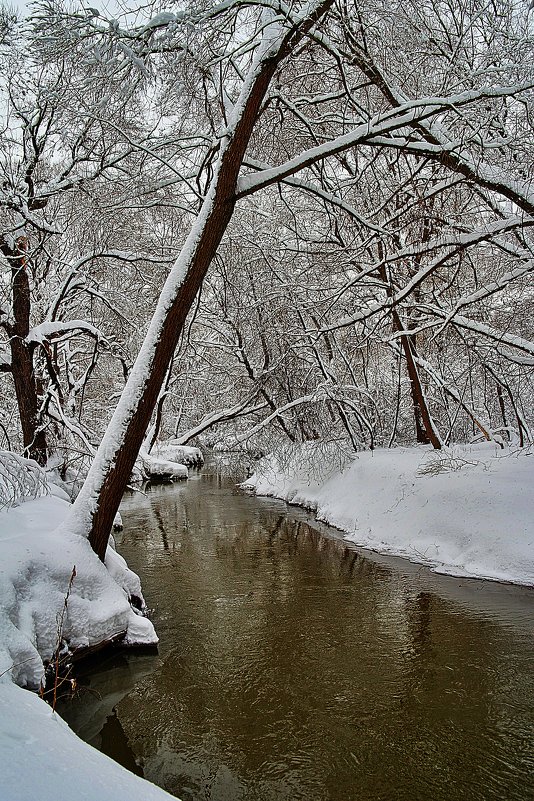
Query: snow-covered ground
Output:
[[0, 455, 175, 801], [132, 443, 204, 483], [244, 443, 534, 586], [0, 681, 177, 801]]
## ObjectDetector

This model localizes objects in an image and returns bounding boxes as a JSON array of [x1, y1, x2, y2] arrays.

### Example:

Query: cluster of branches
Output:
[[161, 182, 533, 455], [124, 0, 534, 455], [0, 0, 532, 556]]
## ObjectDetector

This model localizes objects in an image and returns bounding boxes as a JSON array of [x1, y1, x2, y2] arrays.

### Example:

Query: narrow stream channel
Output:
[[59, 464, 534, 801]]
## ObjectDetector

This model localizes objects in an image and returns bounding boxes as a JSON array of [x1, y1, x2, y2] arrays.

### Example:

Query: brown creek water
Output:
[[58, 464, 534, 801]]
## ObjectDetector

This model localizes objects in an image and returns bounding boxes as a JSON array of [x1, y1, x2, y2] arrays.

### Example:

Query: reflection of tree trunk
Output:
[[410, 591, 433, 652], [267, 515, 285, 546], [152, 503, 169, 551], [340, 545, 359, 578], [2, 239, 48, 464], [99, 710, 143, 777]]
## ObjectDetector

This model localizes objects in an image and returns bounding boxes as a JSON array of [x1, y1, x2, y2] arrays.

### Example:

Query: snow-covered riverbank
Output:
[[0, 492, 157, 690], [2, 441, 532, 801], [0, 681, 177, 801], [244, 443, 534, 587], [0, 464, 175, 801]]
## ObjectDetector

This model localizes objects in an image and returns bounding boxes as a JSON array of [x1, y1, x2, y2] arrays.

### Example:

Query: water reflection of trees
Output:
[[112, 478, 534, 801]]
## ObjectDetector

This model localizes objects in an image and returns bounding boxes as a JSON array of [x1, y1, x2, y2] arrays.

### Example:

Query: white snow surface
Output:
[[0, 494, 157, 689], [0, 681, 177, 801], [25, 319, 102, 344], [153, 441, 204, 467], [140, 453, 188, 480], [0, 471, 169, 801], [244, 444, 534, 586]]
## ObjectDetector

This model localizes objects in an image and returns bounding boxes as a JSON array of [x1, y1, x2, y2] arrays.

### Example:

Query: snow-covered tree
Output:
[[2, 0, 531, 559]]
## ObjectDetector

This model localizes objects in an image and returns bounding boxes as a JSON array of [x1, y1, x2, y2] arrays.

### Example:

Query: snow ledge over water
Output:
[[0, 471, 173, 801], [0, 493, 157, 690]]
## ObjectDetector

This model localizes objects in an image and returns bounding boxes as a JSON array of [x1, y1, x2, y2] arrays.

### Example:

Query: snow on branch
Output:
[[435, 313, 534, 358], [233, 393, 316, 444], [25, 320, 105, 346], [0, 450, 48, 511], [243, 157, 389, 235], [174, 398, 268, 445], [236, 84, 532, 198], [322, 216, 534, 333]]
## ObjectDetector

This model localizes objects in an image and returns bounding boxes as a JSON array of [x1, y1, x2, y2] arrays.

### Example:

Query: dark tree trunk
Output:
[[88, 197, 238, 559], [377, 261, 441, 449], [399, 331, 441, 449], [1, 239, 48, 465], [82, 3, 335, 561]]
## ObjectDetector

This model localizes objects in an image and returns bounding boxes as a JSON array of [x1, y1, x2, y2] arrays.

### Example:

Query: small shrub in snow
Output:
[[45, 451, 93, 502], [417, 455, 479, 476], [40, 565, 77, 710], [255, 441, 352, 488]]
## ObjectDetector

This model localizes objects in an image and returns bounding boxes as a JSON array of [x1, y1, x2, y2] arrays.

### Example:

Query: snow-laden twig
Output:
[[0, 450, 48, 510]]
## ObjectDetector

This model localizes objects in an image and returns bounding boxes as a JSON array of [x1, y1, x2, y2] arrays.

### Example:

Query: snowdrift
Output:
[[244, 444, 534, 586], [139, 453, 188, 481], [132, 441, 204, 483], [0, 681, 176, 801], [153, 441, 204, 467], [0, 493, 157, 689]]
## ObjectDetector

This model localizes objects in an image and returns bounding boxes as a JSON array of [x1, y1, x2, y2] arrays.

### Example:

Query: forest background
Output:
[[0, 0, 533, 559]]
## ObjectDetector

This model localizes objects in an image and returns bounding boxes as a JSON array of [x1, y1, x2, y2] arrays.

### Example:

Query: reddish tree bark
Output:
[[1, 238, 48, 465], [78, 4, 334, 560]]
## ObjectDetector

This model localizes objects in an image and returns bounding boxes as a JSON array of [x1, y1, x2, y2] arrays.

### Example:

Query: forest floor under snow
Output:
[[244, 442, 534, 587]]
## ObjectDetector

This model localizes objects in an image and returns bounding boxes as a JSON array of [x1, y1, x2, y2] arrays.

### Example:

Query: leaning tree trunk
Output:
[[398, 330, 441, 449], [68, 3, 333, 561]]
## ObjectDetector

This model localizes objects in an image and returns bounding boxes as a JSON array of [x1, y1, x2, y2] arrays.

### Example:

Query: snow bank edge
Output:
[[244, 445, 534, 588]]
